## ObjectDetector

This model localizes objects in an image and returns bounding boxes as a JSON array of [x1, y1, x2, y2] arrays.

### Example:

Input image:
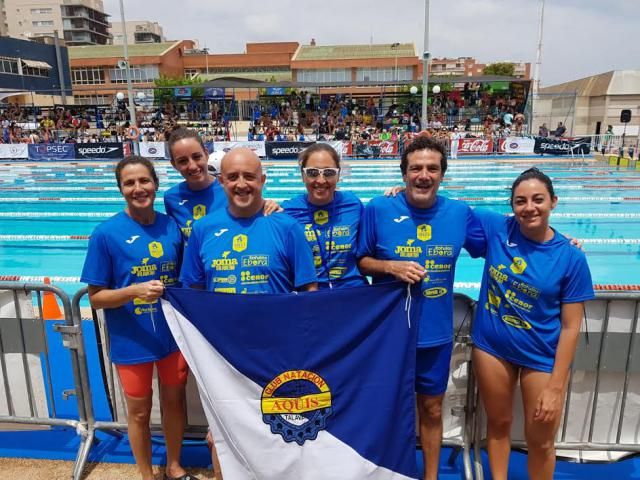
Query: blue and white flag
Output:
[[162, 283, 419, 480]]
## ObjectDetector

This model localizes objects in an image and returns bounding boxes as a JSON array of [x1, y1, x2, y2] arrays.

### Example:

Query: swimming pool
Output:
[[1, 157, 639, 298]]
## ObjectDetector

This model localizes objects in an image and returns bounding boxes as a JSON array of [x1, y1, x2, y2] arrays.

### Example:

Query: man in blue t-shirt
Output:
[[180, 148, 318, 294], [357, 135, 482, 480]]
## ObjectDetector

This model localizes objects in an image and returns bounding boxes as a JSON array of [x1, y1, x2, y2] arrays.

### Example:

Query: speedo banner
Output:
[[213, 141, 267, 157], [533, 137, 591, 155], [74, 142, 124, 159], [265, 141, 314, 159]]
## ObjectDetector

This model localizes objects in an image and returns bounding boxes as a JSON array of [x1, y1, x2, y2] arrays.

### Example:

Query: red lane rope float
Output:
[[594, 284, 640, 291], [587, 185, 640, 189]]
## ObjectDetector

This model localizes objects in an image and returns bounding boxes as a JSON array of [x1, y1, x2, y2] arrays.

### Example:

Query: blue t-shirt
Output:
[[282, 191, 368, 289], [357, 193, 483, 347], [471, 209, 595, 372], [163, 179, 226, 239], [80, 211, 182, 365], [180, 209, 318, 294]]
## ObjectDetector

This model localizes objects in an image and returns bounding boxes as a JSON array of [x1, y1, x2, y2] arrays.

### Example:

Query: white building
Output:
[[110, 20, 164, 45], [0, 0, 111, 45]]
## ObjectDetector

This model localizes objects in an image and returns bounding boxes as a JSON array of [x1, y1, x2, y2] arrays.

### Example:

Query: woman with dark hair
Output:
[[471, 167, 594, 480], [281, 143, 367, 289], [81, 156, 195, 480], [165, 127, 279, 240]]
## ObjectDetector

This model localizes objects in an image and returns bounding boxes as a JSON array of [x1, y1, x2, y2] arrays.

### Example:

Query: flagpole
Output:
[[421, 0, 430, 130], [531, 0, 546, 134]]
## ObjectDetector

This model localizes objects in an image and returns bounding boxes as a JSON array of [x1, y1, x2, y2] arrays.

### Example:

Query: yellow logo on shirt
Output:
[[423, 287, 447, 298], [148, 241, 163, 258], [510, 257, 527, 274], [501, 315, 532, 330], [193, 204, 206, 220], [233, 234, 248, 252], [314, 210, 329, 226], [417, 224, 432, 241], [304, 224, 318, 241]]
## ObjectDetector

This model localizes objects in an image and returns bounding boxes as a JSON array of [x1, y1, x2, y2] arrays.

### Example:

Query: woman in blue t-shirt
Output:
[[281, 143, 368, 289], [81, 156, 196, 480], [471, 168, 594, 480]]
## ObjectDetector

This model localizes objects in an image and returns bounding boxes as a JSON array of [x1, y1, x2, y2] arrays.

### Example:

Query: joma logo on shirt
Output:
[[394, 240, 422, 258]]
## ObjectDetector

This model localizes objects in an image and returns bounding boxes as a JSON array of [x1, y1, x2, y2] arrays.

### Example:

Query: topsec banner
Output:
[[265, 141, 314, 159], [0, 144, 29, 159], [28, 143, 75, 160], [213, 141, 266, 157], [74, 142, 124, 159], [534, 136, 591, 155], [139, 142, 167, 158]]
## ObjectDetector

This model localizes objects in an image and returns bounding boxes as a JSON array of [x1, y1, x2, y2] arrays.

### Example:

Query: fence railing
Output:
[[0, 281, 638, 479]]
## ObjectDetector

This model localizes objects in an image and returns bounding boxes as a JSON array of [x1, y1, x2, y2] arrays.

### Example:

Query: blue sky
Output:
[[104, 0, 638, 86]]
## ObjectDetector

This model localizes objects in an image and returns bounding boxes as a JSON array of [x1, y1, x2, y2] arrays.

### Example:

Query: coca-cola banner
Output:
[[369, 140, 398, 156], [456, 138, 493, 154], [265, 141, 314, 159], [319, 140, 353, 157], [498, 137, 535, 154], [533, 137, 591, 155], [355, 141, 398, 157]]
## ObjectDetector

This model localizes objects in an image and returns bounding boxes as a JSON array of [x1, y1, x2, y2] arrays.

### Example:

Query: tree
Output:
[[153, 75, 204, 105], [483, 63, 515, 77]]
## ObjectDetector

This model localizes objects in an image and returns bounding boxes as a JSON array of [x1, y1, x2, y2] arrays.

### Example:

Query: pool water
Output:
[[1, 158, 639, 298]]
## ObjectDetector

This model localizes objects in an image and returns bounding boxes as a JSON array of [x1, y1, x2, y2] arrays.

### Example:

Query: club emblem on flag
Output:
[[261, 369, 333, 445]]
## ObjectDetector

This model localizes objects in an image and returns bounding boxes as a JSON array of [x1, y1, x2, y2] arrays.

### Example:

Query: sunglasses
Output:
[[302, 167, 340, 179]]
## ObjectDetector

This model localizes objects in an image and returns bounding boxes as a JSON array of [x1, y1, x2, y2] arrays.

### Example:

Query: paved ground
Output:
[[0, 458, 217, 479]]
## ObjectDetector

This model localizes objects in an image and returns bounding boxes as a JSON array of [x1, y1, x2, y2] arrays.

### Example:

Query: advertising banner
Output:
[[204, 87, 225, 100], [213, 141, 266, 157], [174, 87, 192, 99], [319, 140, 352, 157], [499, 137, 535, 154], [0, 144, 29, 159], [28, 143, 75, 160], [74, 142, 124, 159], [265, 141, 314, 159], [265, 87, 287, 96], [139, 142, 166, 158], [355, 141, 398, 157], [533, 137, 591, 155], [456, 138, 494, 154]]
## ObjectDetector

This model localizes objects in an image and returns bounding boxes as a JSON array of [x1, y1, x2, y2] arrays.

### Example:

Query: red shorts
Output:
[[116, 351, 188, 398]]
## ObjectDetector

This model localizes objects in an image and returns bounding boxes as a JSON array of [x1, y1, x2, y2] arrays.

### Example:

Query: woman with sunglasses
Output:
[[282, 143, 368, 289], [471, 168, 594, 480]]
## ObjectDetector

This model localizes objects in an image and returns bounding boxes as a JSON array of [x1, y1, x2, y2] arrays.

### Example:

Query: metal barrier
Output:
[[0, 282, 92, 479], [471, 292, 640, 476], [2, 282, 639, 478], [70, 287, 208, 478]]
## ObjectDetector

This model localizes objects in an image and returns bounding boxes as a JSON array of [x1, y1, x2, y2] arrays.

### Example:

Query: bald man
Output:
[[180, 148, 318, 293]]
